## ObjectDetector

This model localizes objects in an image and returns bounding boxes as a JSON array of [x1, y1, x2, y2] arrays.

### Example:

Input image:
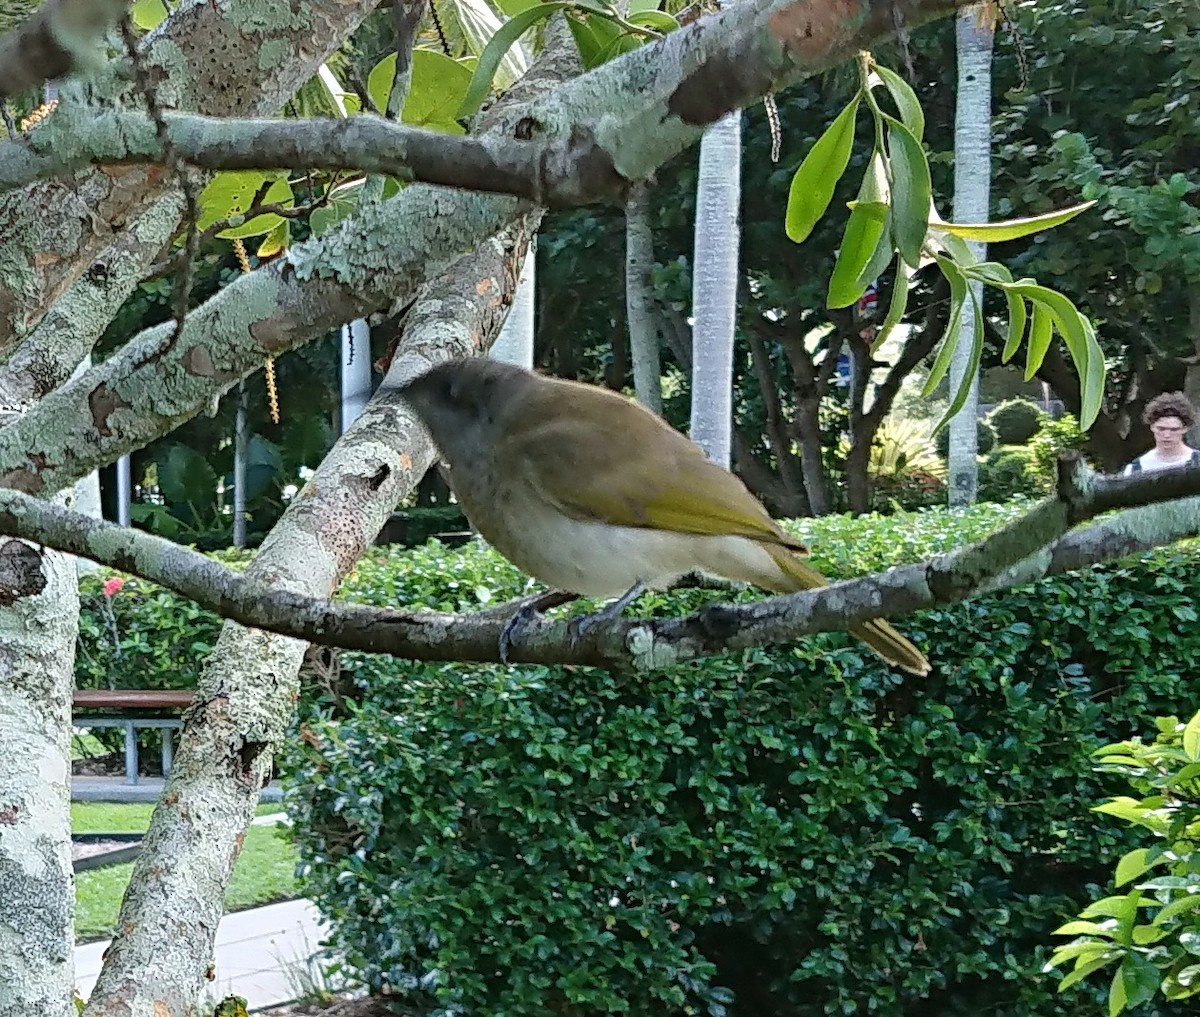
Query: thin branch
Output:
[[0, 0, 128, 99], [2, 457, 1197, 670]]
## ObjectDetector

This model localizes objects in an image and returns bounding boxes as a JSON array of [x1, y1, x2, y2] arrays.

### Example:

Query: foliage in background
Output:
[[935, 416, 997, 458], [269, 506, 1199, 1017], [979, 446, 1043, 503], [1048, 710, 1200, 1014], [987, 398, 1045, 445], [1028, 413, 1091, 484]]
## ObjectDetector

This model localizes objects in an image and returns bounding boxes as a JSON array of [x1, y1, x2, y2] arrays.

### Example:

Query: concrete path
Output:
[[76, 898, 329, 1012]]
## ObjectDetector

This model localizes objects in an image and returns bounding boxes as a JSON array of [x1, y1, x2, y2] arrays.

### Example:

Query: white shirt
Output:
[[1123, 447, 1200, 475]]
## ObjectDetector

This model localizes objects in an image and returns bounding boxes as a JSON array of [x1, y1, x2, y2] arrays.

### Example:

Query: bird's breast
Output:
[[455, 476, 784, 598]]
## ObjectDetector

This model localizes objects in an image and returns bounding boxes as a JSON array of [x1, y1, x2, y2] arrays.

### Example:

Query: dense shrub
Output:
[[1029, 413, 1090, 484], [987, 399, 1045, 445], [277, 506, 1200, 1017], [978, 446, 1044, 502], [934, 417, 997, 458]]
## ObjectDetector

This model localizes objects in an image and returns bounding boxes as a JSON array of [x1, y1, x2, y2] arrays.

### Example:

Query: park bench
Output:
[[72, 689, 195, 785]]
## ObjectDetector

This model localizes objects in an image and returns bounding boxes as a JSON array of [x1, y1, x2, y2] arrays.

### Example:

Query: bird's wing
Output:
[[501, 388, 807, 552]]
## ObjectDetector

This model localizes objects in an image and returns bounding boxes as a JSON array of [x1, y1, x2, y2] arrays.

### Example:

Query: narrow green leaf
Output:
[[1058, 951, 1123, 992], [922, 256, 968, 401], [937, 200, 1096, 242], [1109, 964, 1128, 1016], [1048, 942, 1120, 969], [827, 201, 888, 308], [885, 116, 932, 267], [874, 64, 925, 141], [457, 3, 568, 119], [871, 261, 914, 353], [1024, 303, 1053, 381], [785, 98, 860, 244], [1152, 894, 1200, 926], [931, 270, 984, 435], [1002, 290, 1028, 363]]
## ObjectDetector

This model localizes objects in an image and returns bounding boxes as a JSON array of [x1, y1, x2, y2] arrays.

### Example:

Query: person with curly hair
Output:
[[1123, 392, 1200, 475]]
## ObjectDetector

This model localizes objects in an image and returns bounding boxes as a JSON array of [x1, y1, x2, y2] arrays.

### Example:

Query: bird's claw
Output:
[[498, 603, 539, 664]]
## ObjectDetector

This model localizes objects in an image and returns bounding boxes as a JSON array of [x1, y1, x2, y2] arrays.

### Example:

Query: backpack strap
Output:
[[1129, 456, 1143, 474]]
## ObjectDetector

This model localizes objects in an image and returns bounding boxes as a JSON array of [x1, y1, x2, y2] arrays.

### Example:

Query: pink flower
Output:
[[102, 577, 125, 598]]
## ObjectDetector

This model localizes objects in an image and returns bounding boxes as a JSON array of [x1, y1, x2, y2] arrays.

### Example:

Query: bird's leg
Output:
[[497, 589, 579, 664], [567, 581, 648, 647]]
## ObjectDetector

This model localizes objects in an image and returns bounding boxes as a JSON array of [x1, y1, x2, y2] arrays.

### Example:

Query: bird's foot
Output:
[[497, 590, 579, 664], [566, 582, 647, 648]]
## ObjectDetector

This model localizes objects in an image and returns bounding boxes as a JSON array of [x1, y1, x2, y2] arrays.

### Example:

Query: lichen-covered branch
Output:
[[1, 110, 628, 207], [0, 0, 127, 99], [3, 458, 1198, 673], [0, 0, 381, 351]]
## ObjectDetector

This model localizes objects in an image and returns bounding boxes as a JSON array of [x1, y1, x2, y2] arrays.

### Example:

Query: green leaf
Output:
[[785, 98, 860, 244], [1093, 797, 1149, 822], [1152, 894, 1200, 926], [1002, 290, 1028, 363], [1120, 953, 1161, 1011], [627, 10, 679, 32], [1109, 963, 1128, 1016], [457, 3, 568, 119], [1023, 301, 1053, 382], [131, 0, 170, 30], [1115, 848, 1156, 888], [217, 177, 293, 240], [827, 201, 888, 308], [565, 12, 605, 67], [197, 171, 274, 232], [157, 444, 217, 510], [256, 219, 289, 259], [885, 116, 932, 267], [1048, 941, 1120, 968], [1058, 951, 1123, 992], [1182, 712, 1200, 761], [310, 181, 365, 237], [871, 260, 914, 353], [922, 256, 969, 405], [936, 200, 1095, 242], [874, 65, 924, 141]]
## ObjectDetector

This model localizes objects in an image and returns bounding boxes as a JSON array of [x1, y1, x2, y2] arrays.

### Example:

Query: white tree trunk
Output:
[[0, 526, 79, 1017], [625, 185, 663, 413], [490, 239, 536, 369], [947, 3, 994, 506], [690, 111, 742, 469], [340, 319, 372, 433]]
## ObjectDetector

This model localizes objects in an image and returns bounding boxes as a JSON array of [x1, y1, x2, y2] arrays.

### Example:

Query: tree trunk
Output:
[[689, 111, 742, 468], [625, 183, 663, 413], [946, 3, 994, 506], [0, 525, 79, 1017], [491, 238, 537, 369]]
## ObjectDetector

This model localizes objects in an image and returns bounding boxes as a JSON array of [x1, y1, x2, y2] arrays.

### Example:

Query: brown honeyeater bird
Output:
[[398, 358, 930, 676]]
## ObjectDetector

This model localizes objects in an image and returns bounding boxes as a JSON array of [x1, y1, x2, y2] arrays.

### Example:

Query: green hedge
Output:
[[276, 504, 1199, 1017]]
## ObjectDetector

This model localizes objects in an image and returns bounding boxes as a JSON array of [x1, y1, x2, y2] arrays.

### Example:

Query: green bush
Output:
[[987, 399, 1045, 445], [934, 417, 997, 458], [978, 446, 1045, 502], [1048, 711, 1200, 1014], [1029, 413, 1090, 485], [278, 507, 1200, 1017], [76, 548, 252, 692]]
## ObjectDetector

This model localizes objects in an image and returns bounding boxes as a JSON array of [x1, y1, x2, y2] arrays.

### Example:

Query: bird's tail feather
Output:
[[765, 546, 930, 677]]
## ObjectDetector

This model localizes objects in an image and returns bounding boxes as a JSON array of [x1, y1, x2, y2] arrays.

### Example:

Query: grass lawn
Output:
[[74, 802, 298, 943]]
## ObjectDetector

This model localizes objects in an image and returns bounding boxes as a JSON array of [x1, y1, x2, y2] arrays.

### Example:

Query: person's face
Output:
[[1151, 415, 1187, 453]]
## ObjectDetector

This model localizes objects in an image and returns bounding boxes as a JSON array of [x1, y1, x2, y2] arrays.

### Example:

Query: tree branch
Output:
[[5, 458, 1198, 671], [0, 0, 127, 99], [0, 109, 629, 207]]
